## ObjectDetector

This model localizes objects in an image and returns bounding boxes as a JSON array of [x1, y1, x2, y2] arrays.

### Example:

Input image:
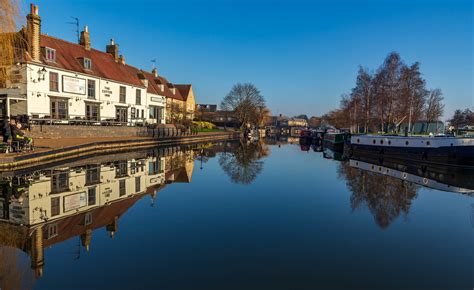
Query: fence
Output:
[[146, 127, 199, 138]]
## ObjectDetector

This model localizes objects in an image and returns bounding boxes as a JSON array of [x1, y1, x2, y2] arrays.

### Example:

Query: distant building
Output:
[[288, 118, 308, 127], [198, 110, 240, 127], [308, 116, 322, 128], [196, 104, 217, 112]]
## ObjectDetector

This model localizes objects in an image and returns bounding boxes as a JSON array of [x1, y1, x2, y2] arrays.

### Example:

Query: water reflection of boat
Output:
[[311, 143, 323, 152], [323, 148, 344, 161], [300, 144, 310, 152], [349, 159, 474, 194]]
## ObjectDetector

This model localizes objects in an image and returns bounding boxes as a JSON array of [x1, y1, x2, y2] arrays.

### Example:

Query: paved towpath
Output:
[[2, 131, 234, 157]]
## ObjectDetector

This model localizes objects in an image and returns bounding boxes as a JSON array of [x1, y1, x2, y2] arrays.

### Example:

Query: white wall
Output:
[[21, 63, 165, 123], [0, 156, 166, 226]]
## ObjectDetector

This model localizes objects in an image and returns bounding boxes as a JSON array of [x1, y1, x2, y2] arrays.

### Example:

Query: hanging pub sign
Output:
[[62, 75, 86, 95]]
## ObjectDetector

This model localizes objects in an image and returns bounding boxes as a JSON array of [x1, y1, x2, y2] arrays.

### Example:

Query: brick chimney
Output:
[[26, 3, 41, 62], [152, 68, 158, 78], [79, 25, 91, 50], [106, 39, 119, 61]]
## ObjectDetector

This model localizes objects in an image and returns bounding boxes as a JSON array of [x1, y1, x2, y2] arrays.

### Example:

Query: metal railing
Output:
[[146, 127, 199, 138], [27, 113, 149, 127]]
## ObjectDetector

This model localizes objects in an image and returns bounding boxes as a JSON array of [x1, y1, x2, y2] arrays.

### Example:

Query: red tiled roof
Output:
[[42, 193, 147, 248], [39, 34, 144, 87], [123, 65, 184, 101], [34, 34, 189, 101], [175, 84, 192, 101]]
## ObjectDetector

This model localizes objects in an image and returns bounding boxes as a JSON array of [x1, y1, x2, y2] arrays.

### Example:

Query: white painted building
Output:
[[0, 4, 166, 125]]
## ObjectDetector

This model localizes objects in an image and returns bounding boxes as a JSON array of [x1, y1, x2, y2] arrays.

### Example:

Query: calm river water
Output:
[[0, 140, 472, 290]]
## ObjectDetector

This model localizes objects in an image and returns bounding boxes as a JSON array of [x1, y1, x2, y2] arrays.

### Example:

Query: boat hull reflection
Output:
[[349, 157, 474, 194]]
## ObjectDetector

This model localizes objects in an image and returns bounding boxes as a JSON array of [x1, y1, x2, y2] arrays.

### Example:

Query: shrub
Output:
[[192, 121, 217, 129]]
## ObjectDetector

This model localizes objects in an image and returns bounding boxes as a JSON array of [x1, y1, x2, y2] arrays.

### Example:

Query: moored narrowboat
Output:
[[350, 135, 474, 167], [323, 132, 346, 151]]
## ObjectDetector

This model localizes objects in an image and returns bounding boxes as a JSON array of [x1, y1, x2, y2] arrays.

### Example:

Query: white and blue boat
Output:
[[350, 135, 474, 167]]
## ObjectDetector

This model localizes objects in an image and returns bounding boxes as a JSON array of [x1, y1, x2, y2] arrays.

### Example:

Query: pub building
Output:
[[0, 4, 194, 125]]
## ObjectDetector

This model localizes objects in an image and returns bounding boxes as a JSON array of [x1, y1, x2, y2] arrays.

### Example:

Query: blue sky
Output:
[[23, 0, 472, 119]]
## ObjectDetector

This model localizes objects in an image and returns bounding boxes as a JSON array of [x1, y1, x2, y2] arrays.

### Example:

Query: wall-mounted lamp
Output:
[[75, 97, 81, 101], [37, 92, 41, 97], [37, 67, 47, 81]]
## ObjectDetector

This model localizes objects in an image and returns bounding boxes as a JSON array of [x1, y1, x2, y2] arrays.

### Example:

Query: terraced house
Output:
[[0, 4, 195, 126]]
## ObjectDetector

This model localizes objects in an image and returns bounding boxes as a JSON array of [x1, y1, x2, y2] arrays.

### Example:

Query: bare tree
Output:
[[0, 0, 23, 86], [424, 89, 444, 133], [398, 62, 428, 133], [352, 67, 373, 133], [373, 52, 405, 132], [448, 109, 464, 132], [256, 107, 271, 128], [327, 52, 437, 134], [220, 83, 266, 128]]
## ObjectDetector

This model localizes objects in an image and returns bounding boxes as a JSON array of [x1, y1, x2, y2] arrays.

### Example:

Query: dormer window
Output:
[[170, 88, 176, 95], [84, 58, 92, 70], [45, 47, 56, 62]]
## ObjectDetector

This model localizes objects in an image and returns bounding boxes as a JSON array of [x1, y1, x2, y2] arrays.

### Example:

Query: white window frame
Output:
[[84, 213, 93, 225], [47, 223, 58, 239], [45, 47, 56, 62], [84, 58, 92, 70]]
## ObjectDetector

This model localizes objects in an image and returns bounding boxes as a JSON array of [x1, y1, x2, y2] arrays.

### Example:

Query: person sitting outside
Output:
[[12, 123, 33, 149], [1, 116, 11, 143]]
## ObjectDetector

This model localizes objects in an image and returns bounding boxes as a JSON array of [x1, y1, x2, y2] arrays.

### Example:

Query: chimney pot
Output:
[[152, 68, 158, 78], [79, 25, 91, 50], [106, 39, 119, 61]]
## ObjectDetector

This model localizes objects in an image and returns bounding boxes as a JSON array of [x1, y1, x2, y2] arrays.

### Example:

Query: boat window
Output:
[[388, 141, 391, 145], [426, 141, 430, 146], [373, 139, 376, 144], [357, 138, 360, 143], [380, 140, 384, 145], [405, 141, 409, 146]]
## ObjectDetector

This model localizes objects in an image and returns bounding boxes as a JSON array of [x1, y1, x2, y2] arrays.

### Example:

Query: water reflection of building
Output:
[[0, 145, 198, 285]]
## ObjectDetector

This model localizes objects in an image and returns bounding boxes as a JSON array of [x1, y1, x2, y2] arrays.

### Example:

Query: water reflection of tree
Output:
[[218, 141, 268, 184], [338, 161, 419, 228], [0, 223, 36, 290]]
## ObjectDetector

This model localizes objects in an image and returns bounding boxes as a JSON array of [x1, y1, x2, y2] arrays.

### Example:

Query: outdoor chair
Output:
[[11, 140, 34, 153]]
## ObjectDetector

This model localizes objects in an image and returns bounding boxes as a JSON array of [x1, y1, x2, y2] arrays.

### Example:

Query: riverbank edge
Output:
[[0, 132, 240, 171]]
